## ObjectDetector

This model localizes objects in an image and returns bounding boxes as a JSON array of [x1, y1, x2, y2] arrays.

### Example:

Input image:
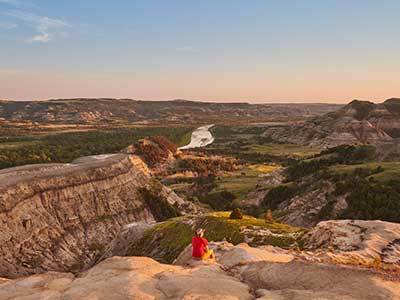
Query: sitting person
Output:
[[192, 228, 215, 260]]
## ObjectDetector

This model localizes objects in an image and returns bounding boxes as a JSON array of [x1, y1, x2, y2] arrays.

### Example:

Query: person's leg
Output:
[[202, 249, 215, 260]]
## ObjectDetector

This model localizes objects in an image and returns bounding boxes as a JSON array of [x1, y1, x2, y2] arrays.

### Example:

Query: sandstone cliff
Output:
[[0, 153, 199, 278]]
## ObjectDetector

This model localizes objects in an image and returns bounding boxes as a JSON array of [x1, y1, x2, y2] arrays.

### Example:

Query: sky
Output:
[[0, 0, 399, 103]]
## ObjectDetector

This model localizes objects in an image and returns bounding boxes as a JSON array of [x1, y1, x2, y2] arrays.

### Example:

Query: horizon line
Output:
[[2, 96, 396, 105]]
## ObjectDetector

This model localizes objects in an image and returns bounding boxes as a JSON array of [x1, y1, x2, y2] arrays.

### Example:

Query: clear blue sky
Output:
[[1, 0, 399, 102]]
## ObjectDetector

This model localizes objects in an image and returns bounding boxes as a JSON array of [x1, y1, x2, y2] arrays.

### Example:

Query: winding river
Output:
[[179, 124, 215, 150]]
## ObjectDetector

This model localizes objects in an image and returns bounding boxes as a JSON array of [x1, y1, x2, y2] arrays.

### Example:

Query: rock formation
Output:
[[304, 219, 400, 267], [276, 180, 337, 228], [122, 135, 179, 174], [1, 240, 399, 300], [0, 153, 199, 278], [264, 99, 400, 149]]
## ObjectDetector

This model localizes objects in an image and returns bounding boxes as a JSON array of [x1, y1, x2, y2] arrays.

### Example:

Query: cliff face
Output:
[[264, 99, 400, 149], [0, 153, 198, 278]]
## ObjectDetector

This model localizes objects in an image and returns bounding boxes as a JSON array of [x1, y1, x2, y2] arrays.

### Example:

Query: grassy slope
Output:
[[244, 143, 321, 158], [329, 162, 400, 182], [176, 128, 194, 147], [127, 212, 305, 263], [213, 164, 280, 200]]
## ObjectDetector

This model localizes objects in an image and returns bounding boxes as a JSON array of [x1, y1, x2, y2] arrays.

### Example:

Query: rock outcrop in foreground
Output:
[[0, 153, 198, 278], [305, 219, 400, 267], [1, 240, 399, 300]]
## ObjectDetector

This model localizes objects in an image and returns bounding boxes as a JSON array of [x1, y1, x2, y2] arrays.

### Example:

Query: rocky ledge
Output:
[[1, 240, 399, 300], [0, 153, 199, 278], [304, 219, 400, 267]]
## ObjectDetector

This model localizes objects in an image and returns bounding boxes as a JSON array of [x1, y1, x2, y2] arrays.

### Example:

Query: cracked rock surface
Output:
[[1, 241, 399, 300]]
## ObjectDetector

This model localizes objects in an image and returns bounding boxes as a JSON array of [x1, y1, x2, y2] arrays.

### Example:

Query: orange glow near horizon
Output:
[[1, 1, 399, 104], [1, 69, 398, 103]]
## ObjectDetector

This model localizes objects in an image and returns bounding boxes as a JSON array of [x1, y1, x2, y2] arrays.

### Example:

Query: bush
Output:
[[265, 209, 274, 223], [229, 208, 244, 219]]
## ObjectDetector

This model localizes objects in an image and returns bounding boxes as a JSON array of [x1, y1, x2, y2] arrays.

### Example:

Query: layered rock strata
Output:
[[0, 153, 198, 278]]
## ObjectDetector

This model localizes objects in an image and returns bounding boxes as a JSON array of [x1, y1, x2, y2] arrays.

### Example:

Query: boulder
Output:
[[0, 256, 253, 300], [175, 242, 294, 269], [238, 259, 400, 300], [304, 220, 400, 267]]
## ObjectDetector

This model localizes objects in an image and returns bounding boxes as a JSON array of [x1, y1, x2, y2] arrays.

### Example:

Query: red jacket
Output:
[[192, 236, 208, 257]]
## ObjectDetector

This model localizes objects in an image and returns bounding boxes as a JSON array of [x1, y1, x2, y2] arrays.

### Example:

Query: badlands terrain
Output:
[[0, 99, 399, 299], [1, 220, 400, 300], [0, 98, 341, 126], [264, 98, 400, 149]]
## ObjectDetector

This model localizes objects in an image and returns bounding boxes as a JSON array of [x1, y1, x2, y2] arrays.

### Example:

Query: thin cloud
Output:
[[0, 21, 17, 29], [0, 0, 35, 8], [0, 0, 21, 6], [26, 32, 49, 43], [3, 9, 70, 43], [176, 46, 199, 53]]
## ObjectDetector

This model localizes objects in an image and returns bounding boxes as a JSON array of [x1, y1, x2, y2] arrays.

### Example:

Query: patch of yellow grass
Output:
[[249, 164, 280, 173]]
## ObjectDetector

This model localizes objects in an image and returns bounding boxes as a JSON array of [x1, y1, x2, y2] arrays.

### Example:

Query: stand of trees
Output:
[[0, 127, 193, 169]]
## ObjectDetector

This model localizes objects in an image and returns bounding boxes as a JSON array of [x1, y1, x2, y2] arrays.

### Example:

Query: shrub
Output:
[[229, 208, 244, 219], [265, 209, 274, 223]]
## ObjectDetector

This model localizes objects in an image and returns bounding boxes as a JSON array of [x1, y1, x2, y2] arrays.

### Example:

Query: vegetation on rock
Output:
[[135, 135, 178, 168], [127, 212, 305, 263], [265, 209, 274, 223], [229, 208, 244, 219], [138, 187, 181, 222]]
